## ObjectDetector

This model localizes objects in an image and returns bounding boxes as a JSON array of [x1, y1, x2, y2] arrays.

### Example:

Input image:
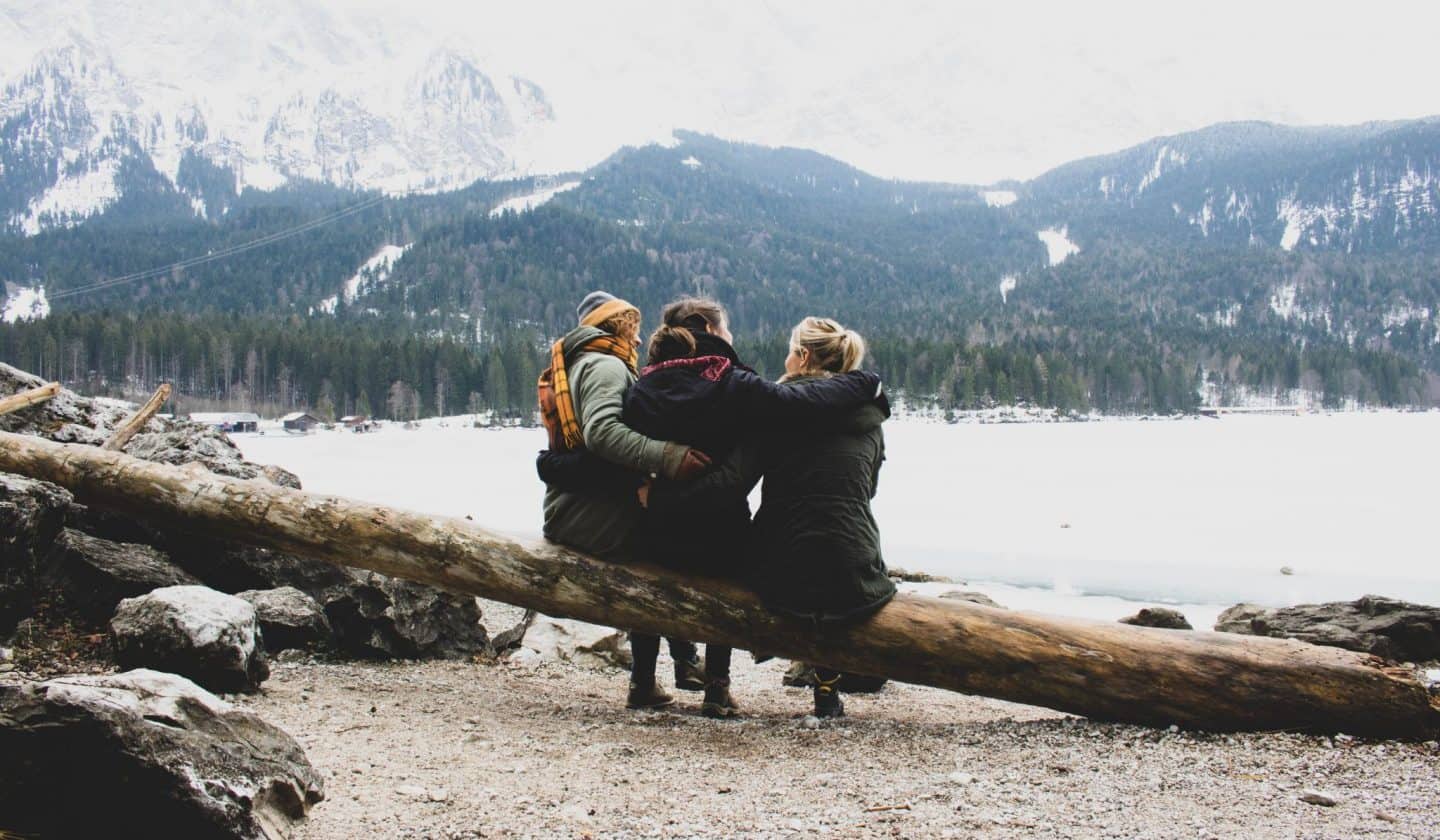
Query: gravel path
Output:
[[240, 655, 1440, 839]]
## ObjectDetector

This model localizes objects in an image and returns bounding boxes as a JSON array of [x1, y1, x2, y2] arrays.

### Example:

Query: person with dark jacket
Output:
[[544, 297, 883, 718], [649, 316, 895, 718], [538, 291, 711, 710]]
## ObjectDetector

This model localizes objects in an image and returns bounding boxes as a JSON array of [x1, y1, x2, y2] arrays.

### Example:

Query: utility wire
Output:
[[48, 195, 387, 302]]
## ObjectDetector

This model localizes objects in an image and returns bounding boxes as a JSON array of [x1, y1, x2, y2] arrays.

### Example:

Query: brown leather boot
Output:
[[626, 679, 675, 710], [673, 654, 706, 692], [701, 677, 740, 719]]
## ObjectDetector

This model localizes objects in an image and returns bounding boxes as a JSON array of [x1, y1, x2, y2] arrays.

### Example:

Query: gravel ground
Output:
[[240, 654, 1440, 839]]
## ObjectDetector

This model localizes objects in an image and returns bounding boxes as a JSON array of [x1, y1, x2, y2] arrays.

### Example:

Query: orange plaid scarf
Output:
[[546, 333, 639, 450]]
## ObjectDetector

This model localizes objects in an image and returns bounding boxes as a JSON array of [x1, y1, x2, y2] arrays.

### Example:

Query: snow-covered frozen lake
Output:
[[238, 412, 1440, 630]]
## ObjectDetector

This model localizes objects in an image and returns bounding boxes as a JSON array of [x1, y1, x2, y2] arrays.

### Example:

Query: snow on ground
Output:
[[315, 244, 412, 315], [998, 274, 1018, 304], [2, 284, 49, 323], [1037, 226, 1080, 265], [488, 180, 581, 217], [982, 189, 1016, 207], [680, 155, 702, 169], [239, 411, 1440, 628], [12, 160, 122, 235]]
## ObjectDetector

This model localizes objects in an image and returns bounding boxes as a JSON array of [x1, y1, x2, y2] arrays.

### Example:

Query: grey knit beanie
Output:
[[576, 290, 618, 324]]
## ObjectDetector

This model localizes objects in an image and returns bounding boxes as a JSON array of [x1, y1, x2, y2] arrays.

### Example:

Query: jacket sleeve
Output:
[[646, 438, 765, 517], [726, 368, 882, 427], [574, 355, 687, 478]]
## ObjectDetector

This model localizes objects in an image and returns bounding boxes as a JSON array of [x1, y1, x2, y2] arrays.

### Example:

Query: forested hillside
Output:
[[3, 126, 1438, 418]]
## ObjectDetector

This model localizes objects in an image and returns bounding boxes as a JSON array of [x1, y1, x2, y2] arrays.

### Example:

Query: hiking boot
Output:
[[813, 676, 845, 719], [701, 678, 740, 719], [626, 679, 675, 710], [674, 654, 706, 692]]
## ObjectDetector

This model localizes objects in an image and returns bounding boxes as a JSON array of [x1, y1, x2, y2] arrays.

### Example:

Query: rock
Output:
[[1119, 607, 1193, 630], [395, 785, 429, 798], [938, 590, 1006, 609], [1280, 566, 1295, 576], [888, 567, 960, 584], [111, 585, 270, 692], [515, 615, 630, 669], [801, 715, 822, 729], [322, 573, 488, 660], [0, 473, 73, 631], [1215, 596, 1440, 663], [237, 587, 332, 653], [0, 669, 323, 839], [41, 528, 201, 625], [0, 363, 296, 487], [1299, 789, 1338, 806], [948, 772, 976, 785]]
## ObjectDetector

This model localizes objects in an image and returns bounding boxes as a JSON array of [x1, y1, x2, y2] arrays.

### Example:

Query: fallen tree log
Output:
[[1, 430, 1436, 738], [0, 382, 60, 417], [103, 382, 171, 451]]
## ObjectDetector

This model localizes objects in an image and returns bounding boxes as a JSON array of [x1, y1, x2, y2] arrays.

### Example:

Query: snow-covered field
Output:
[[238, 412, 1440, 630]]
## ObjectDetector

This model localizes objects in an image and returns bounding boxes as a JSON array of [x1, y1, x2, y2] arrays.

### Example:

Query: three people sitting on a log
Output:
[[538, 291, 895, 719]]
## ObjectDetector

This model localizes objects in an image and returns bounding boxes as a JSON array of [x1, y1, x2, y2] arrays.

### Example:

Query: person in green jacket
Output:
[[647, 316, 895, 718], [540, 291, 710, 709]]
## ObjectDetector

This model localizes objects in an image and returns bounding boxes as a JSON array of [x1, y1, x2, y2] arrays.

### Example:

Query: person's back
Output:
[[752, 392, 894, 624]]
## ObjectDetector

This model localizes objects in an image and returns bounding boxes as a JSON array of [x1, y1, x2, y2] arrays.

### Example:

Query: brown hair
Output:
[[785, 317, 866, 378], [646, 297, 728, 363]]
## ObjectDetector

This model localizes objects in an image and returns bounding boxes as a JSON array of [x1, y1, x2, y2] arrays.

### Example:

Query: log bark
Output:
[[0, 382, 60, 416], [102, 383, 171, 451], [1, 430, 1435, 738]]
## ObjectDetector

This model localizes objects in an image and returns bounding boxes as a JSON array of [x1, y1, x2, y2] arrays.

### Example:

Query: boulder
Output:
[[938, 590, 1006, 609], [1119, 607, 1194, 630], [512, 615, 631, 669], [237, 587, 332, 653], [166, 542, 490, 662], [0, 473, 73, 631], [125, 430, 302, 487], [111, 586, 270, 692], [322, 573, 488, 660], [42, 528, 201, 625], [0, 669, 323, 839], [1215, 596, 1440, 663]]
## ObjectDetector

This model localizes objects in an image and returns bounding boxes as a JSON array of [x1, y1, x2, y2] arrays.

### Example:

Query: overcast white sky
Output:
[[349, 0, 1440, 182], [10, 0, 1440, 183]]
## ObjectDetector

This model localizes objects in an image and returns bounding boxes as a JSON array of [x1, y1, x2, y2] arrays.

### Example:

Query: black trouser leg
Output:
[[706, 645, 732, 681], [630, 633, 660, 684], [667, 638, 698, 664]]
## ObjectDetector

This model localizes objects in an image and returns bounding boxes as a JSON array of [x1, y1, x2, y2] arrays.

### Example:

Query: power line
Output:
[[48, 195, 387, 302]]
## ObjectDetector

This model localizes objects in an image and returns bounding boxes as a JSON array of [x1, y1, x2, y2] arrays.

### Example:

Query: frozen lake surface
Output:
[[239, 412, 1440, 630]]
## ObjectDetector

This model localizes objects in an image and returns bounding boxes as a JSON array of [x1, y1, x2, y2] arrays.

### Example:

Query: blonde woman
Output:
[[647, 317, 894, 718]]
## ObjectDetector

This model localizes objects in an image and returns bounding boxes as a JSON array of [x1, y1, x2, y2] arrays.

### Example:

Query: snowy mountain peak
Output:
[[1, 32, 561, 233]]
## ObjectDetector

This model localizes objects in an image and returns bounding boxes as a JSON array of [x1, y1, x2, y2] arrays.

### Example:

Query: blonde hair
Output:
[[787, 317, 866, 378], [646, 297, 728, 363], [597, 308, 641, 343]]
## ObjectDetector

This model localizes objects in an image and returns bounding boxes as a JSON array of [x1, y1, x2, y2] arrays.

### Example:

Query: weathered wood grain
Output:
[[102, 383, 171, 451], [1, 430, 1435, 738], [0, 382, 60, 417]]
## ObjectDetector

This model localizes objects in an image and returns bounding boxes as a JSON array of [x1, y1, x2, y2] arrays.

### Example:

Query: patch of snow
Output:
[[1037, 227, 1080, 266], [488, 180, 580, 217], [1277, 199, 1307, 251], [1137, 145, 1187, 194], [1269, 283, 1299, 320], [13, 160, 122, 235], [1381, 304, 1432, 329], [1098, 176, 1115, 197], [999, 275, 1018, 304], [1199, 302, 1242, 328], [680, 156, 702, 169], [315, 243, 412, 315], [2, 284, 50, 323], [982, 190, 1016, 208]]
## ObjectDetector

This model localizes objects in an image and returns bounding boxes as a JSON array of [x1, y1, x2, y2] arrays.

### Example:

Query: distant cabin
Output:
[[340, 414, 375, 432], [281, 412, 321, 433], [188, 412, 260, 433]]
